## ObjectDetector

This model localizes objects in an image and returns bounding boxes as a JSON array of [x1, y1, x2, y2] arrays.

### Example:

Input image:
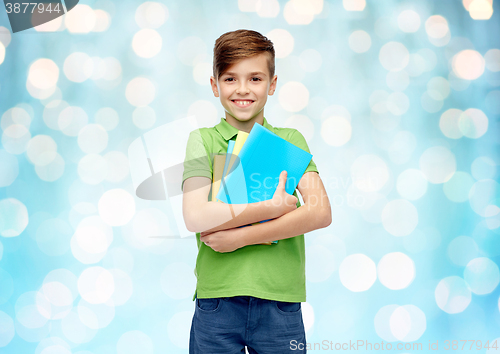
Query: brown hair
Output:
[[213, 29, 275, 80]]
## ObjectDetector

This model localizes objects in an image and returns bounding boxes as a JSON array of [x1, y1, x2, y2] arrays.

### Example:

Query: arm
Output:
[[200, 171, 331, 252], [182, 173, 298, 233], [239, 171, 331, 245]]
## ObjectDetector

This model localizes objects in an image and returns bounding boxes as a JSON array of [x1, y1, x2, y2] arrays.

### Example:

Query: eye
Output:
[[251, 77, 262, 81], [224, 77, 234, 82]]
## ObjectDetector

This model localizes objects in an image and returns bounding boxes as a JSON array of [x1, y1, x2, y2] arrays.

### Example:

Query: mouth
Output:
[[231, 100, 254, 108]]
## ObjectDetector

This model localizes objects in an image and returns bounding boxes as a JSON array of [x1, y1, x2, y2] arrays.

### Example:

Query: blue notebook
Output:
[[216, 123, 312, 205]]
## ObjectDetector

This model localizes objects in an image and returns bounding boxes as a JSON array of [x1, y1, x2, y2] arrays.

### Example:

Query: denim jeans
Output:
[[189, 295, 307, 354]]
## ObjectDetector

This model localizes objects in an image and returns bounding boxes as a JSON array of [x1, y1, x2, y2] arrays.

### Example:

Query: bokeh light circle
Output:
[[427, 76, 450, 100], [77, 154, 108, 185], [61, 309, 97, 344], [458, 108, 488, 139], [1, 106, 31, 130], [485, 49, 500, 72], [435, 276, 471, 314], [398, 10, 421, 33], [397, 169, 428, 200], [348, 30, 371, 53], [350, 154, 389, 192], [35, 153, 65, 182], [77, 124, 108, 154], [469, 179, 499, 217], [425, 15, 449, 39], [135, 2, 168, 29], [419, 146, 456, 184], [132, 29, 162, 58], [381, 199, 418, 237], [464, 257, 500, 295], [0, 198, 29, 237], [0, 42, 5, 66], [377, 252, 416, 290], [93, 9, 111, 32], [452, 50, 485, 80], [58, 106, 88, 137], [283, 0, 314, 25], [2, 124, 31, 154], [278, 81, 309, 112], [104, 151, 130, 183], [28, 58, 59, 90], [65, 4, 96, 33], [0, 150, 18, 187], [266, 29, 294, 58], [64, 52, 93, 83], [132, 106, 156, 129], [439, 108, 463, 139], [0, 310, 15, 347], [98, 189, 136, 226], [78, 266, 115, 304], [379, 42, 410, 72], [320, 116, 352, 146], [389, 305, 426, 341], [339, 254, 377, 292], [125, 77, 156, 107], [26, 135, 57, 167]]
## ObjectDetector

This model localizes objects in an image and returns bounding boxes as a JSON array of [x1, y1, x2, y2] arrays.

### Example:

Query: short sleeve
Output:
[[181, 129, 212, 192], [290, 130, 319, 174]]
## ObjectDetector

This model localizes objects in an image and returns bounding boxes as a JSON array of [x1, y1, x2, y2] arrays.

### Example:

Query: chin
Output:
[[227, 113, 251, 121]]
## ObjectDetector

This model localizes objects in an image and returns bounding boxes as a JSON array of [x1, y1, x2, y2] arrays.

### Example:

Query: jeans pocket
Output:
[[275, 301, 301, 315], [197, 298, 221, 312]]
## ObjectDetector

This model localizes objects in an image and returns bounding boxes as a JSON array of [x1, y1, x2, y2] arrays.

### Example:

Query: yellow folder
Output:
[[210, 154, 226, 202], [226, 130, 249, 176]]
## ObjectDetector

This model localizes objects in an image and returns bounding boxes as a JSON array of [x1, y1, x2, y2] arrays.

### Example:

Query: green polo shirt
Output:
[[182, 117, 319, 302]]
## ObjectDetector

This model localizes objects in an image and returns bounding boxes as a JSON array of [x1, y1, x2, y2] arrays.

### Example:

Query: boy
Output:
[[182, 29, 331, 354]]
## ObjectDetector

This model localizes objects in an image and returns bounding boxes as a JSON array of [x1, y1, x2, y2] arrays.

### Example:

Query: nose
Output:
[[236, 82, 250, 94]]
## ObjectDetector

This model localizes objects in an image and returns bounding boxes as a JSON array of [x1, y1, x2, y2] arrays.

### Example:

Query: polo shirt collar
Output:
[[215, 117, 274, 141]]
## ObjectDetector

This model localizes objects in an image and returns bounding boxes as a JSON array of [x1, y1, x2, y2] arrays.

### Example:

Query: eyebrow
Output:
[[222, 71, 267, 77]]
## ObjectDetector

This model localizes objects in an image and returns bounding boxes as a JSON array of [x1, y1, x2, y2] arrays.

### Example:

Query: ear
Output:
[[210, 76, 219, 97], [268, 75, 278, 95]]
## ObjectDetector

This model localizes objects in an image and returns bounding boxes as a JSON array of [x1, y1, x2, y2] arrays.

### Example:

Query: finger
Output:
[[277, 170, 287, 189]]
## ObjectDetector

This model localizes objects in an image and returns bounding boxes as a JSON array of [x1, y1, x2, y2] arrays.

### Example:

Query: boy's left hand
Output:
[[200, 228, 245, 253]]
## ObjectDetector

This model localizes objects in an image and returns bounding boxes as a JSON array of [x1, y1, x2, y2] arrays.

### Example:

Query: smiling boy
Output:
[[182, 29, 331, 353]]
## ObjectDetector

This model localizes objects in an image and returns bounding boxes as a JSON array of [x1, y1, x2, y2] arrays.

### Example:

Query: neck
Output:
[[225, 113, 264, 133]]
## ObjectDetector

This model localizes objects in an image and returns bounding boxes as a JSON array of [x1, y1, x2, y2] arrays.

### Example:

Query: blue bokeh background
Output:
[[1, 0, 500, 353]]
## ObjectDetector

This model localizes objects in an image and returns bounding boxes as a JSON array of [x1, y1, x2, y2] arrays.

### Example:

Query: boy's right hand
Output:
[[271, 170, 298, 217]]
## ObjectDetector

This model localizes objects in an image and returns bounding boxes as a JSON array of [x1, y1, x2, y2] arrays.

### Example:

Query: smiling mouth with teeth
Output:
[[232, 100, 254, 107]]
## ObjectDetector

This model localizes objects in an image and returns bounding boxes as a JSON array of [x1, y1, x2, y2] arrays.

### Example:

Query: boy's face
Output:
[[210, 53, 277, 130]]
